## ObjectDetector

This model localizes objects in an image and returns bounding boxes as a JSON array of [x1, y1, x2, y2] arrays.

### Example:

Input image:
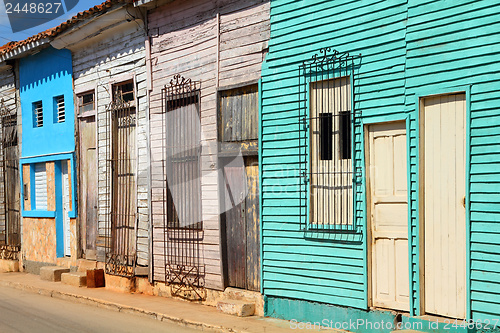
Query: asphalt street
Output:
[[0, 285, 201, 333]]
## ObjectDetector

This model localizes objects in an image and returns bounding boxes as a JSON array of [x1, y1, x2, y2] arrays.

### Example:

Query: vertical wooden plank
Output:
[[245, 156, 260, 291], [224, 165, 246, 289], [231, 92, 242, 142], [222, 93, 232, 143]]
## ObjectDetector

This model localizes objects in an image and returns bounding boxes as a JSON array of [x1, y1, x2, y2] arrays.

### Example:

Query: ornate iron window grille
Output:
[[160, 74, 206, 301], [0, 99, 20, 259], [299, 48, 361, 232], [104, 85, 137, 277]]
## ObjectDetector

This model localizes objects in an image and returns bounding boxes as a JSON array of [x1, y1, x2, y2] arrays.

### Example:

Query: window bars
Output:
[[33, 101, 43, 128], [0, 102, 20, 259], [55, 95, 65, 123], [299, 48, 360, 232], [105, 81, 137, 277], [161, 74, 205, 300]]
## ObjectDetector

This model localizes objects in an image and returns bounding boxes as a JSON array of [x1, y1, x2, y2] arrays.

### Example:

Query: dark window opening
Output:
[[33, 101, 43, 128], [113, 81, 134, 103], [339, 111, 351, 160], [319, 113, 333, 160], [77, 91, 95, 114]]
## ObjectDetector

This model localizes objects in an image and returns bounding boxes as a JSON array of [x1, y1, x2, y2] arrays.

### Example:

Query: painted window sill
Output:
[[22, 210, 56, 218]]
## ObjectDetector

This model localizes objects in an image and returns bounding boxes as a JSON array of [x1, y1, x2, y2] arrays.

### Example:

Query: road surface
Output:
[[0, 285, 200, 333]]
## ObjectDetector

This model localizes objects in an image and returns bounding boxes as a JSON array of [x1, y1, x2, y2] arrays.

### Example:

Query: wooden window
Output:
[[54, 95, 65, 123], [218, 84, 258, 143], [34, 163, 47, 210], [33, 101, 43, 128], [77, 91, 94, 114], [113, 80, 135, 104], [299, 48, 359, 231], [309, 77, 353, 227]]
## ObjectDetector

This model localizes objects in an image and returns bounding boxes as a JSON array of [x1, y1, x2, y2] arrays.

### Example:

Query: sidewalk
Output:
[[0, 272, 319, 333]]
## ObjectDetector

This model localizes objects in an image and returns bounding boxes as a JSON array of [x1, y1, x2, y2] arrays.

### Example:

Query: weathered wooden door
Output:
[[423, 94, 466, 319], [223, 156, 260, 291], [367, 121, 409, 311], [79, 115, 97, 259], [62, 161, 71, 257]]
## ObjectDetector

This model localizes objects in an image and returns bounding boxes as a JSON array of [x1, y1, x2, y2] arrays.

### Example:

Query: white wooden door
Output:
[[423, 94, 466, 319], [368, 121, 409, 311], [61, 161, 71, 257]]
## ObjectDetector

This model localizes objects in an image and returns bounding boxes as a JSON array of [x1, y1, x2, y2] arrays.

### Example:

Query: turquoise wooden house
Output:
[[260, 1, 500, 332]]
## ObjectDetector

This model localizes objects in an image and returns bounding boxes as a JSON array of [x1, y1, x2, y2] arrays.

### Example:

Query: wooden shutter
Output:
[[34, 163, 47, 210]]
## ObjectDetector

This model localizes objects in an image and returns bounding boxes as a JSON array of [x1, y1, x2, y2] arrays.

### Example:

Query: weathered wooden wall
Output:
[[0, 67, 16, 245], [70, 7, 149, 266], [148, 0, 269, 290]]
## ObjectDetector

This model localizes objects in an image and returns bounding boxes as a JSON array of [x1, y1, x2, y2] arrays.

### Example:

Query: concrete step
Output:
[[0, 259, 19, 273], [40, 266, 70, 282], [76, 259, 97, 272], [216, 299, 255, 317], [223, 287, 263, 316], [61, 272, 87, 287]]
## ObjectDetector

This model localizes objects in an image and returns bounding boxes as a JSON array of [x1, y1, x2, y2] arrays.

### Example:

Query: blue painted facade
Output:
[[260, 1, 500, 332], [19, 46, 77, 259], [19, 46, 75, 158]]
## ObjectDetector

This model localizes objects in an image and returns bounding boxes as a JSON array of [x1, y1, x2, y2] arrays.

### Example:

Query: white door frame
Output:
[[365, 119, 410, 311], [418, 91, 470, 319]]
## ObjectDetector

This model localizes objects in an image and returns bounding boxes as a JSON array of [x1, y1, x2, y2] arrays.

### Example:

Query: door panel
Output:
[[245, 156, 260, 291], [223, 156, 260, 291], [368, 121, 409, 311], [79, 115, 97, 259], [224, 164, 246, 289], [424, 94, 466, 319]]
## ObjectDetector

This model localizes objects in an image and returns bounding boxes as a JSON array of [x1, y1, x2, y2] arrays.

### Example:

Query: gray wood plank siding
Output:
[[70, 10, 150, 266], [148, 0, 269, 290]]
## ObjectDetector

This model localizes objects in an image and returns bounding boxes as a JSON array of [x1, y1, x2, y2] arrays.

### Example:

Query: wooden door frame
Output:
[[364, 119, 408, 310], [417, 89, 471, 319]]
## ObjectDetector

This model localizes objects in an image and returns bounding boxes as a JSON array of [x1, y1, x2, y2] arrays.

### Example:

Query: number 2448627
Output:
[[5, 2, 62, 14]]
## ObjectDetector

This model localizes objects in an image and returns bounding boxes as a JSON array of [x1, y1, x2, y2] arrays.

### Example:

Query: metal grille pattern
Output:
[[299, 48, 360, 232], [161, 74, 205, 300], [55, 95, 65, 123], [105, 85, 137, 277], [0, 102, 20, 259], [33, 101, 43, 127]]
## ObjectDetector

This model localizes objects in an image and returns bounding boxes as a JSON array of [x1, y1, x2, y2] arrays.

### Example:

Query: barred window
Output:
[[54, 95, 65, 123], [33, 101, 43, 128], [299, 48, 360, 232]]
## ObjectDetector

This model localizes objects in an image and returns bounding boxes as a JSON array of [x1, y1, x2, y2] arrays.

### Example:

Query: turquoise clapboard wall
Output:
[[404, 0, 500, 321], [261, 0, 500, 323]]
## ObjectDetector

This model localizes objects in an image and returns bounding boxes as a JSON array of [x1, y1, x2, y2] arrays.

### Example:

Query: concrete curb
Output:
[[0, 280, 237, 333]]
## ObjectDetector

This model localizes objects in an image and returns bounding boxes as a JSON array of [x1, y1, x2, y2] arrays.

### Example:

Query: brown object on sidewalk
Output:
[[86, 269, 105, 288]]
